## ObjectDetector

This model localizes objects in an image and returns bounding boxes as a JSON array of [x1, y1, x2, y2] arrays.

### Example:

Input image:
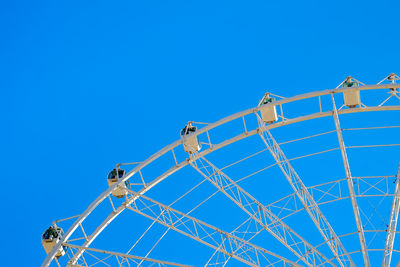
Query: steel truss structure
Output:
[[256, 120, 352, 267], [383, 164, 400, 267], [42, 77, 400, 267]]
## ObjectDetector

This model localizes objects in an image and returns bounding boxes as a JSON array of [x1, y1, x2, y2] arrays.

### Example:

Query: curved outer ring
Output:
[[42, 84, 400, 266]]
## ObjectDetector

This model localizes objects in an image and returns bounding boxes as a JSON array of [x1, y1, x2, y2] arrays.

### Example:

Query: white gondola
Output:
[[181, 122, 201, 153], [385, 73, 400, 92], [41, 226, 65, 258], [107, 168, 130, 198], [342, 76, 361, 108], [259, 93, 277, 123]]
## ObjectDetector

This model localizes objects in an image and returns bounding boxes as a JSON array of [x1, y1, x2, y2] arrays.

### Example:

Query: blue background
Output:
[[1, 0, 400, 266]]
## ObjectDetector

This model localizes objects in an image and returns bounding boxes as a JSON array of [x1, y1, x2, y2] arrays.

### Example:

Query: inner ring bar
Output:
[[42, 84, 399, 267]]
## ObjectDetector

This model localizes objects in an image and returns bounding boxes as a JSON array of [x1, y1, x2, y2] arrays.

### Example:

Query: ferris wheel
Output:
[[41, 74, 400, 267]]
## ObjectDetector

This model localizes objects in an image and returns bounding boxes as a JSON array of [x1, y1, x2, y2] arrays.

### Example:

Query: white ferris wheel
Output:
[[42, 74, 400, 267]]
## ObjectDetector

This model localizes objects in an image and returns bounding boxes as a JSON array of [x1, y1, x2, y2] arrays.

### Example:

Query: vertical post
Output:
[[206, 130, 212, 148], [331, 93, 370, 267], [242, 116, 248, 134], [171, 148, 178, 165], [382, 163, 400, 267], [319, 95, 322, 113]]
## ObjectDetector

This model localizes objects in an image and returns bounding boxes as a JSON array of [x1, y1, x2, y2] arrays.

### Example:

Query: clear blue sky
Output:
[[1, 0, 400, 266]]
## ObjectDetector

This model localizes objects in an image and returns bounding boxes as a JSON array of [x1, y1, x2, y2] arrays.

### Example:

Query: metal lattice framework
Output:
[[42, 75, 400, 267]]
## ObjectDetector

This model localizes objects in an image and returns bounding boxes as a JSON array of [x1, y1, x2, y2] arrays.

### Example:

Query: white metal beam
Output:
[[382, 163, 400, 267], [125, 189, 301, 267], [257, 120, 353, 267], [189, 152, 334, 266], [43, 102, 400, 267], [331, 93, 370, 266], [64, 243, 192, 267]]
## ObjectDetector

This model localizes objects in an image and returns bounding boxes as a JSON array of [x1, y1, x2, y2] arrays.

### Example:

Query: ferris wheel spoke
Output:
[[331, 93, 370, 267], [63, 243, 192, 266], [265, 176, 395, 224], [124, 188, 299, 267], [256, 120, 353, 267], [221, 174, 395, 263], [188, 152, 334, 267], [206, 217, 272, 267], [42, 85, 400, 267], [382, 163, 400, 267]]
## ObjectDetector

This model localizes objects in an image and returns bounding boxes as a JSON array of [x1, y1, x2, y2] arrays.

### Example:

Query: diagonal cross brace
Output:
[[188, 151, 334, 267], [382, 163, 400, 267], [257, 117, 353, 267], [125, 189, 301, 267], [331, 94, 370, 267], [64, 243, 193, 267]]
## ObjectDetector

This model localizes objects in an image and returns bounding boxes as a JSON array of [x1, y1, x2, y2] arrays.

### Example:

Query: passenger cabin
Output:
[[41, 226, 65, 258], [387, 73, 396, 82], [387, 73, 399, 91], [107, 168, 130, 198], [259, 93, 278, 123], [181, 122, 201, 153], [342, 76, 361, 108]]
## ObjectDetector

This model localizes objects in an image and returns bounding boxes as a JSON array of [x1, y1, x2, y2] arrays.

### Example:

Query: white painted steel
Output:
[[42, 84, 400, 267], [64, 243, 194, 267], [189, 151, 334, 267], [211, 173, 400, 267], [257, 125, 353, 267], [331, 94, 370, 266], [124, 189, 301, 267], [382, 163, 400, 267]]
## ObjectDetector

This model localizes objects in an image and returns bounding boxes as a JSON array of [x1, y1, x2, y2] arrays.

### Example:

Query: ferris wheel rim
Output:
[[42, 84, 400, 267]]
